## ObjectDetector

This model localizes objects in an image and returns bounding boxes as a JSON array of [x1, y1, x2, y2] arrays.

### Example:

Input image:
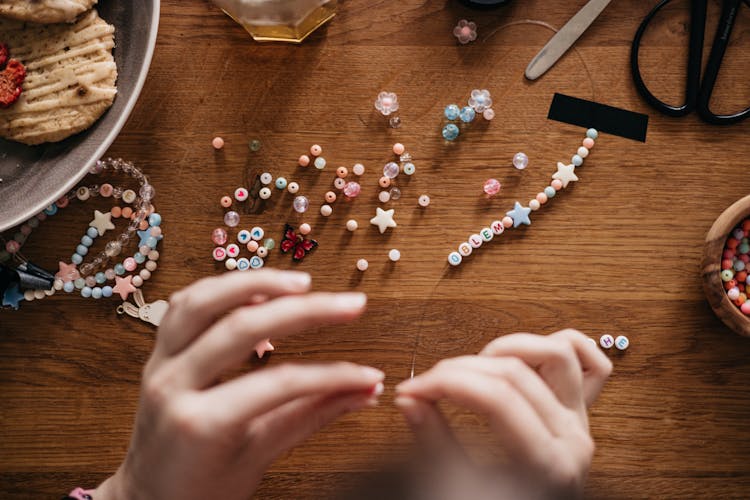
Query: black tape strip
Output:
[[548, 93, 649, 142]]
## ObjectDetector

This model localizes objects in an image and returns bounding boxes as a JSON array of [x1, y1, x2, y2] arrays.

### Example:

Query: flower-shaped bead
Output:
[[469, 89, 492, 113], [375, 91, 399, 116], [453, 19, 477, 44]]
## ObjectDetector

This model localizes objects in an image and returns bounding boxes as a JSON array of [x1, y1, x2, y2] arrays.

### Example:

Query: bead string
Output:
[[447, 129, 599, 266]]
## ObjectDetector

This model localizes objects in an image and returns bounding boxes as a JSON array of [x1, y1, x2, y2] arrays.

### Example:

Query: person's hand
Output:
[[395, 329, 612, 500], [95, 270, 384, 500]]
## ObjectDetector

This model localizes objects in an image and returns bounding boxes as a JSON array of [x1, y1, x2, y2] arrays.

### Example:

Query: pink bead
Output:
[[536, 192, 548, 204], [298, 155, 310, 167], [551, 179, 563, 190], [140, 245, 151, 255], [132, 275, 144, 287], [150, 226, 162, 237], [483, 178, 501, 196], [139, 269, 151, 280], [353, 163, 365, 176], [85, 276, 96, 287], [148, 250, 160, 261], [99, 183, 113, 197], [583, 138, 595, 149], [502, 216, 513, 228], [146, 260, 157, 272], [56, 197, 69, 208], [343, 181, 361, 198], [310, 144, 322, 156], [299, 223, 311, 235], [123, 257, 137, 272], [246, 240, 259, 252], [220, 196, 232, 208], [105, 268, 116, 280], [212, 137, 224, 149], [20, 224, 32, 236], [334, 177, 346, 190], [5, 240, 20, 253], [393, 143, 405, 155], [212, 228, 228, 246], [36, 212, 47, 221], [741, 301, 750, 315], [483, 108, 495, 120]]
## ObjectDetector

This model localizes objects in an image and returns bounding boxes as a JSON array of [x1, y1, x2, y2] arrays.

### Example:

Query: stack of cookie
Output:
[[0, 1, 118, 145]]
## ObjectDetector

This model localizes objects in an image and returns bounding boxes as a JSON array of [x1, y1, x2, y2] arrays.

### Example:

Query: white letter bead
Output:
[[237, 230, 251, 244], [226, 244, 240, 258], [225, 258, 237, 270], [599, 334, 614, 349], [237, 258, 250, 271], [249, 256, 264, 269], [448, 252, 462, 266], [490, 220, 505, 235], [250, 227, 264, 240], [615, 335, 629, 350], [468, 234, 483, 249], [212, 247, 227, 261], [458, 242, 472, 257], [480, 228, 493, 242]]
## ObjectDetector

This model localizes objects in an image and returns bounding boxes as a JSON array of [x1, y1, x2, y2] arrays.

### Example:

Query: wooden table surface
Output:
[[2, 0, 750, 498]]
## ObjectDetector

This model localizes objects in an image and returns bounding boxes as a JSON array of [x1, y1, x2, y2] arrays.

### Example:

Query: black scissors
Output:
[[631, 0, 750, 125]]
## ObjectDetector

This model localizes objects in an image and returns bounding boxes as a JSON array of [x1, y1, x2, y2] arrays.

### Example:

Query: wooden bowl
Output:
[[702, 194, 750, 337]]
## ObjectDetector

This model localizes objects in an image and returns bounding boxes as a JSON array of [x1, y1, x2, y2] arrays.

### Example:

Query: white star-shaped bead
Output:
[[370, 207, 397, 234], [89, 210, 115, 236], [552, 162, 579, 188]]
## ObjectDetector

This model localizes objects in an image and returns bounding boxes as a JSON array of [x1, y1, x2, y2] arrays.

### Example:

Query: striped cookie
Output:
[[0, 9, 117, 145], [0, 0, 97, 24]]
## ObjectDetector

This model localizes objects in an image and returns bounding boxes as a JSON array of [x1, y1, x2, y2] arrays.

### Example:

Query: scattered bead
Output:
[[448, 251, 462, 266], [442, 123, 459, 141], [378, 191, 391, 203], [250, 256, 264, 269], [383, 162, 400, 179], [257, 246, 269, 258], [212, 137, 224, 149], [247, 240, 259, 252], [249, 139, 261, 152], [337, 166, 348, 178], [403, 162, 415, 175], [320, 204, 333, 217], [234, 187, 249, 202], [459, 106, 476, 123], [260, 172, 273, 185], [393, 143, 405, 155], [445, 104, 460, 120], [314, 157, 327, 169], [388, 249, 401, 262], [599, 334, 614, 348], [250, 227, 264, 241], [334, 177, 347, 190], [298, 155, 310, 167], [259, 187, 272, 200], [212, 228, 228, 246], [343, 181, 361, 198], [224, 211, 240, 227], [453, 19, 477, 44], [225, 258, 237, 271], [389, 187, 401, 200], [483, 178, 501, 196], [226, 244, 241, 258], [389, 116, 402, 128], [237, 257, 251, 271], [346, 220, 358, 232], [513, 152, 529, 170], [310, 144, 323, 156], [375, 91, 399, 116], [458, 242, 472, 257], [325, 191, 337, 203], [287, 182, 299, 194], [237, 230, 252, 244], [614, 335, 629, 350], [275, 177, 288, 190], [482, 108, 495, 120], [357, 259, 369, 271], [379, 176, 391, 188], [353, 163, 365, 176], [418, 194, 430, 207], [299, 223, 311, 235]]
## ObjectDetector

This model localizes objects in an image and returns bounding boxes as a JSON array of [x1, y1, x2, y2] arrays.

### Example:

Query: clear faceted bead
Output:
[[105, 241, 122, 257]]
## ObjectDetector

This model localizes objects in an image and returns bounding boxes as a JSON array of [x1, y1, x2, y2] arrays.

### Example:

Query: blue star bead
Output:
[[506, 201, 532, 228], [2, 283, 25, 310]]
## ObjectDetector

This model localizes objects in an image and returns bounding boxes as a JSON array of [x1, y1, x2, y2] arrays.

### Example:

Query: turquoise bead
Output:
[[459, 106, 476, 123], [44, 204, 58, 216], [91, 287, 103, 299], [740, 242, 750, 254], [71, 253, 83, 265], [76, 244, 88, 256], [63, 281, 75, 293], [314, 157, 326, 169], [81, 235, 94, 247], [403, 162, 415, 175], [721, 269, 734, 281], [74, 278, 86, 289], [544, 186, 556, 198], [146, 236, 158, 249], [263, 238, 275, 250], [134, 252, 146, 264], [275, 177, 288, 190], [81, 286, 92, 298], [148, 213, 162, 227], [102, 286, 113, 298], [444, 104, 460, 121], [95, 272, 106, 284], [572, 155, 583, 166], [442, 123, 459, 141], [586, 128, 598, 139], [115, 263, 126, 275], [87, 227, 98, 238]]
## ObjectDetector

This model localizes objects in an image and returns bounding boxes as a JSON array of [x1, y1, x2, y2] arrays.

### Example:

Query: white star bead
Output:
[[370, 207, 397, 234], [552, 162, 579, 188], [89, 210, 115, 236]]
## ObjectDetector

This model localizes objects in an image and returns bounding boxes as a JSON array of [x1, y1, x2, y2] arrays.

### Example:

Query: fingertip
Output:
[[334, 292, 367, 310], [282, 271, 312, 290], [395, 395, 423, 425]]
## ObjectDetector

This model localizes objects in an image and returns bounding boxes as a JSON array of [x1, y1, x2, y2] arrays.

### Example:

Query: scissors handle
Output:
[[631, 0, 707, 117], [697, 0, 750, 124]]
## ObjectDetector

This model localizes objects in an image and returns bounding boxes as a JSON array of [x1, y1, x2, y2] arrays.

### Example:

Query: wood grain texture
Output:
[[1, 0, 750, 498]]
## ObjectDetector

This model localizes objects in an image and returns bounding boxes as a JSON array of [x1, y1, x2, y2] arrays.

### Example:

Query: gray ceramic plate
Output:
[[0, 0, 160, 232]]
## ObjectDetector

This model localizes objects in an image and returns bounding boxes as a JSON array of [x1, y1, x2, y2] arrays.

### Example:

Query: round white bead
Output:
[[225, 258, 237, 270], [259, 187, 272, 200], [122, 189, 137, 204], [226, 244, 240, 258], [44, 287, 55, 296], [287, 182, 299, 194], [34, 289, 46, 299], [346, 219, 358, 231], [237, 258, 250, 271], [234, 187, 249, 202], [320, 204, 333, 217], [599, 334, 614, 349], [388, 249, 401, 262], [615, 335, 629, 350], [24, 290, 35, 301], [418, 194, 430, 207], [577, 146, 589, 158], [353, 163, 365, 176], [529, 199, 541, 211], [212, 247, 227, 261], [250, 227, 264, 241], [378, 191, 391, 203], [356, 259, 369, 271], [260, 173, 273, 185], [53, 279, 64, 290], [257, 247, 269, 258]]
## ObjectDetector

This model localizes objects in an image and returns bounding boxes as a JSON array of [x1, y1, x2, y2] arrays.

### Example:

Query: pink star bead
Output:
[[55, 261, 80, 281], [255, 339, 275, 358], [113, 275, 137, 300], [453, 19, 477, 44]]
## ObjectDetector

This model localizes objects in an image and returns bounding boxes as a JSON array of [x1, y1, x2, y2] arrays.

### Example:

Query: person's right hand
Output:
[[395, 329, 613, 500]]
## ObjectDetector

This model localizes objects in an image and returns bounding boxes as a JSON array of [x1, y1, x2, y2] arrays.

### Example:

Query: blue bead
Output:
[[74, 278, 85, 290], [134, 252, 146, 264], [544, 186, 556, 198], [148, 213, 162, 227], [71, 253, 83, 265], [102, 286, 113, 298], [44, 204, 58, 216], [81, 286, 92, 298], [63, 281, 75, 293], [81, 235, 94, 247], [87, 227, 99, 238], [444, 104, 460, 121], [95, 272, 106, 284], [146, 236, 158, 249], [76, 244, 89, 256], [442, 123, 460, 141], [586, 128, 598, 139], [275, 177, 288, 190], [91, 287, 103, 299], [459, 106, 476, 123], [572, 155, 583, 167], [115, 263, 125, 275]]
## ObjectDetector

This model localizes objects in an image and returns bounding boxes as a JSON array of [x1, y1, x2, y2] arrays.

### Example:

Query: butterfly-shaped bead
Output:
[[280, 224, 318, 261]]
